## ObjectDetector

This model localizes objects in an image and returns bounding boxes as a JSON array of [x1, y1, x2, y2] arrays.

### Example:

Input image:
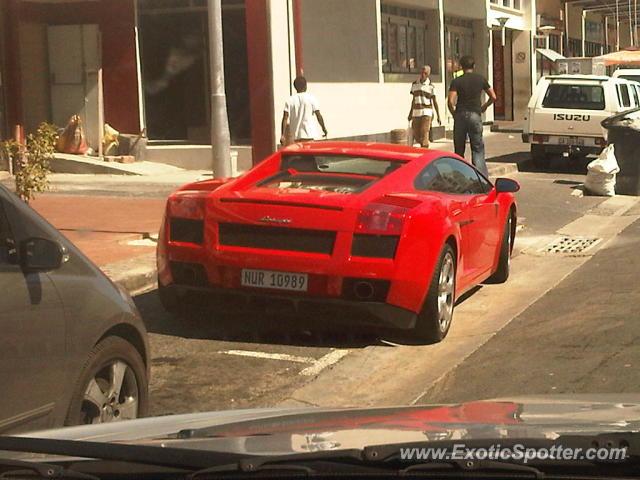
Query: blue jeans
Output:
[[453, 111, 488, 177]]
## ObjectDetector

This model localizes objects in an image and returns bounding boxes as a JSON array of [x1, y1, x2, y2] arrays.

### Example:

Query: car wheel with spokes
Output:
[[414, 244, 456, 344], [65, 336, 148, 425]]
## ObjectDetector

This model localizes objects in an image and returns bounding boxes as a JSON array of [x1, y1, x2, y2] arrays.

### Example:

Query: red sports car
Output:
[[157, 142, 519, 342]]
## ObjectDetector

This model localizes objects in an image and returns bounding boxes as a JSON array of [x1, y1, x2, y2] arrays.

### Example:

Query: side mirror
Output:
[[20, 237, 65, 272], [495, 178, 521, 194]]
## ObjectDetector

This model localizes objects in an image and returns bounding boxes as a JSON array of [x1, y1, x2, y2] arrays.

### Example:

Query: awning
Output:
[[536, 49, 565, 62], [595, 49, 640, 67]]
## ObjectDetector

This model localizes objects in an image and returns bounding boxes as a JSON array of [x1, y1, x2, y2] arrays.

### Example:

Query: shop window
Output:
[[381, 4, 434, 74], [137, 0, 250, 144], [496, 0, 523, 10]]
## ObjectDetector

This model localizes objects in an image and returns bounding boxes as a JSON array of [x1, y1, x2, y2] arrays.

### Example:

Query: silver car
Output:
[[0, 185, 149, 433]]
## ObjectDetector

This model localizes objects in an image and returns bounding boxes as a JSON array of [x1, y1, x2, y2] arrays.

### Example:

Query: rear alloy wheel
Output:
[[487, 214, 513, 284], [531, 144, 551, 170], [414, 245, 456, 343], [65, 336, 148, 426]]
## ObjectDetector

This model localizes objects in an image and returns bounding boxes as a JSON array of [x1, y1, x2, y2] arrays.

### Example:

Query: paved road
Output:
[[419, 204, 640, 404], [132, 164, 616, 416]]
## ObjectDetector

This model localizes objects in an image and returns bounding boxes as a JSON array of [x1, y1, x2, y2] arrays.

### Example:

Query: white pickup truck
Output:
[[522, 74, 640, 168]]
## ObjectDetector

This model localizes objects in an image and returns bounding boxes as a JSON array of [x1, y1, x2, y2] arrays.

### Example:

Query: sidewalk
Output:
[[31, 195, 166, 293]]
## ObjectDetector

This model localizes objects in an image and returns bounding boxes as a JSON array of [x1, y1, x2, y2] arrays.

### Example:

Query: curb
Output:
[[487, 162, 519, 177], [490, 125, 524, 134], [101, 252, 157, 295]]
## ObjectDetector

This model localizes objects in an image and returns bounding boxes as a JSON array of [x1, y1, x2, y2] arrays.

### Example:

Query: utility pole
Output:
[[208, 0, 231, 177]]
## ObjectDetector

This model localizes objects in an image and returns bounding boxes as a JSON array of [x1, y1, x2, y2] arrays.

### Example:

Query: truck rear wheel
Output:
[[531, 145, 551, 170]]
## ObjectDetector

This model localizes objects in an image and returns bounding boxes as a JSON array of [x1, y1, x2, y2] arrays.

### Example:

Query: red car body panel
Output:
[[158, 142, 517, 328]]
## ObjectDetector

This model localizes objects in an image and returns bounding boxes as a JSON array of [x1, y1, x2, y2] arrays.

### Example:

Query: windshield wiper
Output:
[[0, 436, 247, 471], [0, 457, 99, 480]]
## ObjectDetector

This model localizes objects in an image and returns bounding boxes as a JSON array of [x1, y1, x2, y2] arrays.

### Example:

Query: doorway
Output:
[[47, 24, 101, 150], [492, 29, 513, 121]]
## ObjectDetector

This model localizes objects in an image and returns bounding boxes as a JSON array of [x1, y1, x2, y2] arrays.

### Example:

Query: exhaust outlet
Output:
[[354, 281, 375, 300]]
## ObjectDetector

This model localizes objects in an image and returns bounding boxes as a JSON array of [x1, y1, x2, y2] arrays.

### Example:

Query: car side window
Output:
[[0, 200, 16, 265], [415, 157, 485, 195], [475, 171, 493, 194]]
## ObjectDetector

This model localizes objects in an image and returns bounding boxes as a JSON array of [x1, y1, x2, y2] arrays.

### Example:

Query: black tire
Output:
[[65, 336, 148, 426], [487, 214, 513, 284], [531, 145, 551, 170], [413, 244, 456, 344]]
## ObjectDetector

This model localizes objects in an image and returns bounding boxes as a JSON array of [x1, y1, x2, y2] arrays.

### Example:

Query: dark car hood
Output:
[[17, 394, 640, 455]]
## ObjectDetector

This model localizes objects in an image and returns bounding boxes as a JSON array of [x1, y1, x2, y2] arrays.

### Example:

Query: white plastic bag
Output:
[[407, 122, 414, 146], [584, 144, 619, 196]]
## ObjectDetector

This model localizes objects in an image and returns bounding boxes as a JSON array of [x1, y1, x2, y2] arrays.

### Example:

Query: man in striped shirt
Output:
[[408, 65, 441, 148]]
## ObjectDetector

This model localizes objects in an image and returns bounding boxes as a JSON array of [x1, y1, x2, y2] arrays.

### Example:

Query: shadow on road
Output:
[[134, 288, 395, 349], [134, 281, 491, 349], [517, 154, 591, 175]]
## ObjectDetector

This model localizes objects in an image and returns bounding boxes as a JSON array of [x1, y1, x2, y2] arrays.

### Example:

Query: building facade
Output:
[[1, 0, 541, 170]]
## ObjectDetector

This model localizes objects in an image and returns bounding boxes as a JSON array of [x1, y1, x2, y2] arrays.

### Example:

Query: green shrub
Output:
[[0, 123, 58, 204]]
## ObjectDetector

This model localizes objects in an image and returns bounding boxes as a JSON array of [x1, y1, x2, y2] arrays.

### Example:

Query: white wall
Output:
[[511, 29, 532, 121], [301, 0, 379, 82], [444, 0, 485, 19], [270, 0, 296, 149], [308, 80, 447, 139]]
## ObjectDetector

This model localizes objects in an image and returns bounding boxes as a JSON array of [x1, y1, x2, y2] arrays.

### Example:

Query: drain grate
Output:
[[543, 236, 601, 254]]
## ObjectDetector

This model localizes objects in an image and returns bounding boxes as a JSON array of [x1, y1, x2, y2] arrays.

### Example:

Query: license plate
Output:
[[558, 136, 585, 146], [241, 269, 308, 292]]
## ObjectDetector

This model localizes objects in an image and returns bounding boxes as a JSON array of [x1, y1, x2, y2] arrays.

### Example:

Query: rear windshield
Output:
[[257, 154, 404, 194], [542, 84, 605, 110]]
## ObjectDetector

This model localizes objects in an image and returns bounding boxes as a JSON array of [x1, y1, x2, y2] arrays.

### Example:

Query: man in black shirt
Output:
[[447, 55, 497, 176]]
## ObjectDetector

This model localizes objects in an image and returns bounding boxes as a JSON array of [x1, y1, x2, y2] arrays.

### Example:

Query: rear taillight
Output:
[[356, 203, 410, 235], [167, 193, 207, 219], [596, 137, 607, 147], [532, 134, 549, 143]]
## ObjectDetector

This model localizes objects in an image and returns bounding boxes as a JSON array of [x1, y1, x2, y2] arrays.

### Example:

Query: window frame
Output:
[[617, 83, 632, 108], [381, 4, 432, 75]]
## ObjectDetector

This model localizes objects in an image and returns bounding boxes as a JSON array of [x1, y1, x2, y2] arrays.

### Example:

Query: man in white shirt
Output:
[[280, 77, 328, 145], [407, 65, 441, 148]]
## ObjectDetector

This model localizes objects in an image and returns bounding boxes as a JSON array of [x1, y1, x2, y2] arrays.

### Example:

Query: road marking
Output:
[[299, 349, 350, 377], [221, 350, 315, 364]]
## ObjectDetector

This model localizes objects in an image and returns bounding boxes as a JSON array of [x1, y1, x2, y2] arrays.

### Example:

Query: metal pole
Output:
[[627, 1, 636, 45], [208, 0, 232, 177], [617, 0, 620, 50], [564, 1, 570, 54], [582, 10, 586, 56], [605, 15, 609, 52]]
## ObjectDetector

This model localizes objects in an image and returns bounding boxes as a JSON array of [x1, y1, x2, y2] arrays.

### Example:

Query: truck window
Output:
[[619, 74, 640, 84], [541, 84, 605, 110], [617, 84, 631, 108], [632, 85, 640, 106]]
